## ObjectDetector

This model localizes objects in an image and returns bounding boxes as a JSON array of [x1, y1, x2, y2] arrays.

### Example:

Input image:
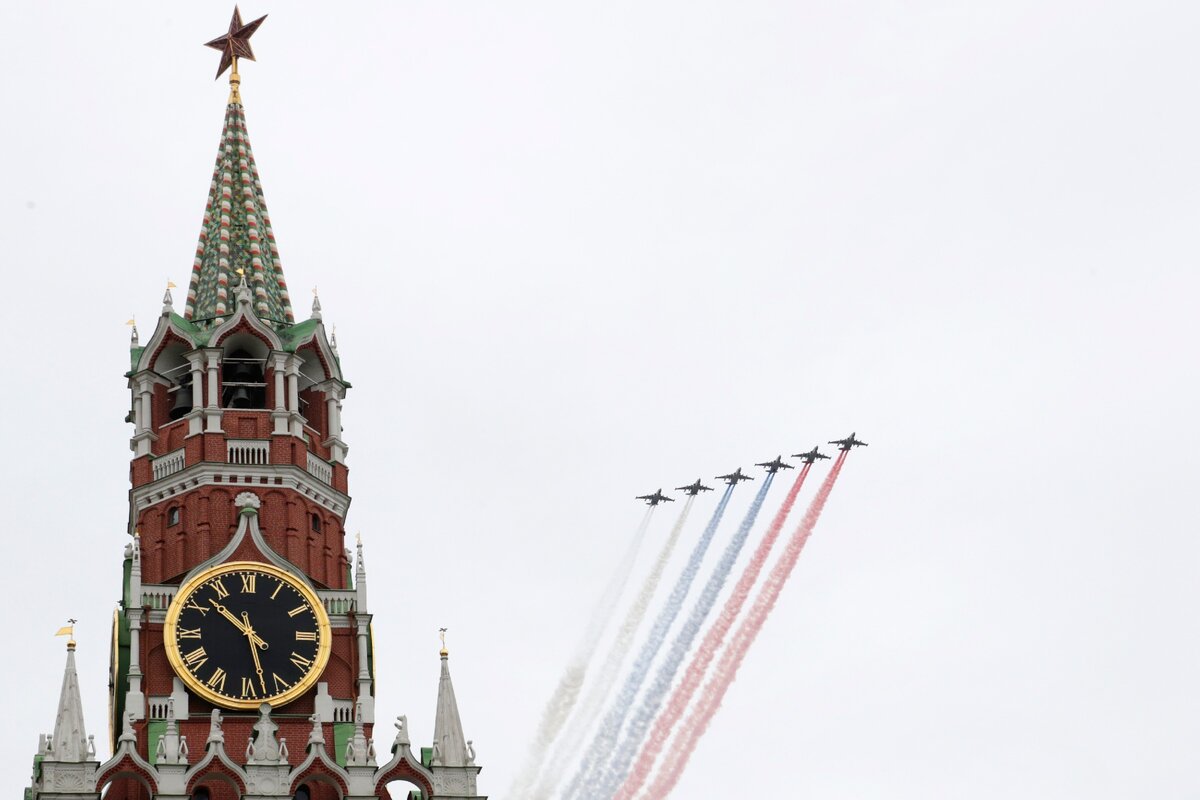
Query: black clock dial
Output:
[[165, 562, 330, 709]]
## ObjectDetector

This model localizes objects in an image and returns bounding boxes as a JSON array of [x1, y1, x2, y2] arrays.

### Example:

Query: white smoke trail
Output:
[[507, 507, 656, 798], [529, 497, 698, 800], [592, 474, 775, 799], [564, 486, 736, 800]]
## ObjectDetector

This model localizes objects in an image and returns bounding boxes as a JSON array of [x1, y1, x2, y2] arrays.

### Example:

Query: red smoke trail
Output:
[[614, 462, 814, 799], [642, 450, 849, 799]]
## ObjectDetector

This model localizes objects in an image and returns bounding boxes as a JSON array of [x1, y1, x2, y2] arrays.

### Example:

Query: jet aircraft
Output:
[[676, 479, 714, 496], [755, 456, 794, 473], [715, 468, 754, 484], [792, 446, 831, 464], [829, 432, 868, 451], [636, 489, 674, 506]]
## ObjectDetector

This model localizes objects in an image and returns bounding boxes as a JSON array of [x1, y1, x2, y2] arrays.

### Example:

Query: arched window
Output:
[[167, 506, 181, 527], [310, 513, 322, 533], [293, 785, 310, 800], [191, 787, 211, 800]]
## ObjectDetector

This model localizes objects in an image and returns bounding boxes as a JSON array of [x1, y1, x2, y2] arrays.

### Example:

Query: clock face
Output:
[[164, 561, 331, 710]]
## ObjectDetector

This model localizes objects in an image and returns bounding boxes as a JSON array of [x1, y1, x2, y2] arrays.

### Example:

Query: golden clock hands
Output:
[[209, 598, 249, 633], [242, 611, 268, 694], [208, 598, 268, 649]]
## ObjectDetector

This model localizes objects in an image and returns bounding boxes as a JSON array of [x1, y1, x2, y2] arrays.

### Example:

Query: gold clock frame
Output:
[[164, 561, 332, 710]]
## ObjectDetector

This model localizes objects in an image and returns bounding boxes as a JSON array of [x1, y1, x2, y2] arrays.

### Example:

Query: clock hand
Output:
[[208, 598, 268, 649], [242, 611, 268, 694], [209, 598, 249, 633]]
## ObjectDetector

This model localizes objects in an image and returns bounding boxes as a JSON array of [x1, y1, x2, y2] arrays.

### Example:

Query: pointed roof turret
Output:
[[185, 44, 294, 329], [431, 640, 470, 767], [49, 638, 91, 763]]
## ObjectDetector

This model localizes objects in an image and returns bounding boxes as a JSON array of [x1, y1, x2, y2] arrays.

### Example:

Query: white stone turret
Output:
[[30, 640, 99, 799], [429, 646, 484, 799], [354, 536, 375, 723]]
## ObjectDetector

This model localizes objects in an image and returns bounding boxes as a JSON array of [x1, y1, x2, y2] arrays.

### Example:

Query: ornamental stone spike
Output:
[[49, 638, 90, 762], [431, 646, 469, 767], [311, 292, 322, 320]]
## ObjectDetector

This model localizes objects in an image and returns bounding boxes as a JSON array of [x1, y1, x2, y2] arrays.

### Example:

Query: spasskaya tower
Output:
[[26, 9, 485, 800]]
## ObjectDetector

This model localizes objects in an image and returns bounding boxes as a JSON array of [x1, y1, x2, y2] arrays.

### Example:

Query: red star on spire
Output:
[[204, 6, 268, 80]]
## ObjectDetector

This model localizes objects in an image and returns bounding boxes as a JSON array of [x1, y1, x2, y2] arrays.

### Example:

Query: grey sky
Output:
[[3, 1, 1197, 797]]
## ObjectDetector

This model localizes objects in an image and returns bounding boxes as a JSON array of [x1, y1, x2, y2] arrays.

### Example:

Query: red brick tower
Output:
[[24, 12, 485, 800]]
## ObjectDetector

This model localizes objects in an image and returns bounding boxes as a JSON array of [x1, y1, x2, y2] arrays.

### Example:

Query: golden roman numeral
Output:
[[206, 667, 227, 692], [270, 581, 284, 600], [182, 647, 207, 669], [272, 673, 290, 692], [178, 628, 202, 639], [240, 574, 257, 593], [184, 598, 209, 616], [295, 631, 317, 642], [290, 652, 313, 670], [211, 579, 229, 599], [241, 677, 258, 698], [288, 604, 309, 618]]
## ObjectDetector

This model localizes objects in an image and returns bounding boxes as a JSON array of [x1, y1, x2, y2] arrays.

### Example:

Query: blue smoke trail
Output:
[[529, 497, 698, 800], [592, 472, 776, 798], [564, 484, 736, 800]]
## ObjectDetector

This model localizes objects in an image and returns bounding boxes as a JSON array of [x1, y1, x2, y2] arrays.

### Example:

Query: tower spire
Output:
[[431, 638, 469, 767], [187, 8, 293, 329], [49, 636, 90, 762]]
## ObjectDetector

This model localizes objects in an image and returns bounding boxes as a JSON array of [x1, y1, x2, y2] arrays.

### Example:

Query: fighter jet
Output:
[[755, 456, 794, 473], [715, 468, 754, 484], [636, 489, 674, 506], [676, 479, 714, 496], [828, 432, 868, 451], [792, 446, 831, 464]]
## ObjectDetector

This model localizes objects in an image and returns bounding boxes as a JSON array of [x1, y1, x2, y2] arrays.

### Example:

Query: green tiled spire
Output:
[[185, 100, 294, 328]]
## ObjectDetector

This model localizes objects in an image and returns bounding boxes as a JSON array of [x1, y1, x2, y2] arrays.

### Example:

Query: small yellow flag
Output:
[[167, 280, 178, 289], [55, 625, 73, 637], [125, 318, 136, 326]]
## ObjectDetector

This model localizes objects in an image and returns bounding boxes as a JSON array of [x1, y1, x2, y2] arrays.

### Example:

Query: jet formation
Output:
[[633, 434, 863, 504]]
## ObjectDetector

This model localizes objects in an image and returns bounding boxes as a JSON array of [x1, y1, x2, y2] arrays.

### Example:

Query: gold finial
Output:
[[229, 57, 242, 104], [439, 627, 448, 657], [55, 619, 78, 650]]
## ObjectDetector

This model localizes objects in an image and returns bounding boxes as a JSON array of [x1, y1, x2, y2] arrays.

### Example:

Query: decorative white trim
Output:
[[129, 462, 350, 533]]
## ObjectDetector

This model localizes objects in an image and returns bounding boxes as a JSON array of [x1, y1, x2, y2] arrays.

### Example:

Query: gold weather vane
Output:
[[204, 6, 268, 103], [439, 627, 448, 656], [55, 618, 78, 647]]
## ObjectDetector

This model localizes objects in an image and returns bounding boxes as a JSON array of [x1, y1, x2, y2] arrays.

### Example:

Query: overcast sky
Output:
[[3, 1, 1198, 797]]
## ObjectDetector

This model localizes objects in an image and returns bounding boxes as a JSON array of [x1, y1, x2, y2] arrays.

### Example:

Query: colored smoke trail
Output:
[[615, 463, 813, 799], [564, 485, 735, 800], [529, 497, 698, 800], [593, 473, 777, 800], [508, 507, 657, 798], [643, 451, 849, 799]]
